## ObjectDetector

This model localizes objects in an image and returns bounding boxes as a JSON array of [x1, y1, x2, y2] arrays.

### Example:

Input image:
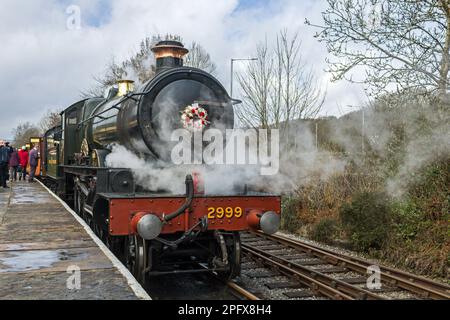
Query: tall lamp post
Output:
[[346, 105, 366, 155], [230, 58, 258, 98]]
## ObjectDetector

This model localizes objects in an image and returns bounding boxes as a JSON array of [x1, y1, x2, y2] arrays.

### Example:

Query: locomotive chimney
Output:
[[151, 40, 189, 73]]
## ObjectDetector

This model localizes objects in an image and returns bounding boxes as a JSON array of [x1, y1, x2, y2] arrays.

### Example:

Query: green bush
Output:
[[390, 200, 424, 241], [310, 218, 338, 244], [339, 192, 392, 251], [280, 196, 302, 233]]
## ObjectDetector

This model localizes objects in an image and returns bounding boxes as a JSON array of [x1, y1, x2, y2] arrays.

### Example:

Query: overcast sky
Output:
[[0, 0, 367, 140]]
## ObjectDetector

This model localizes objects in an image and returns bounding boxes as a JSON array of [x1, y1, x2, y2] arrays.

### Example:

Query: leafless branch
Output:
[[236, 30, 325, 130], [307, 0, 450, 96]]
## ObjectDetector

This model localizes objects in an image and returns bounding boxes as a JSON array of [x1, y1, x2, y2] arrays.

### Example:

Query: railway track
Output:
[[226, 280, 261, 300], [91, 217, 448, 300], [239, 231, 450, 300]]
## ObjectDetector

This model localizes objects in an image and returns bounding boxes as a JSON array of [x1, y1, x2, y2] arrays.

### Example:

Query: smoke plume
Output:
[[105, 95, 449, 198]]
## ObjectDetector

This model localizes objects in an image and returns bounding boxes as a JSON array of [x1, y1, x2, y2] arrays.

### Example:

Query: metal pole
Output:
[[362, 108, 365, 155], [229, 58, 258, 99], [230, 59, 234, 98], [315, 122, 318, 151]]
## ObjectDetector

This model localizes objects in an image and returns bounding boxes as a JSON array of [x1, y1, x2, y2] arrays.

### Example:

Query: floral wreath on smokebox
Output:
[[180, 103, 210, 131]]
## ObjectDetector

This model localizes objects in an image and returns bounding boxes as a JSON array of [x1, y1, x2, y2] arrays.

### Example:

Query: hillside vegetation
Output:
[[280, 95, 449, 278]]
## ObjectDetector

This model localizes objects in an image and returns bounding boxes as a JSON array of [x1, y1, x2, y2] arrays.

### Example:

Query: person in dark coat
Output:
[[5, 142, 13, 155], [0, 141, 10, 188], [29, 145, 39, 182], [18, 146, 29, 181], [8, 147, 19, 182], [4, 142, 13, 181]]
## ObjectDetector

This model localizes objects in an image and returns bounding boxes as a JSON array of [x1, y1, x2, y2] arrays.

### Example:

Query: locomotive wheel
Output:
[[103, 233, 112, 249], [95, 225, 110, 250], [99, 227, 114, 251], [216, 232, 241, 280], [74, 187, 87, 221], [74, 187, 81, 215], [124, 235, 147, 284], [108, 236, 123, 257], [85, 214, 93, 228], [92, 222, 100, 237]]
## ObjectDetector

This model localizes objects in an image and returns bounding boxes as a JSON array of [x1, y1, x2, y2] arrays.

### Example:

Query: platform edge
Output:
[[36, 179, 151, 300]]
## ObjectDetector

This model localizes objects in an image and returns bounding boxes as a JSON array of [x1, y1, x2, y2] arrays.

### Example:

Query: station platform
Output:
[[0, 180, 150, 300]]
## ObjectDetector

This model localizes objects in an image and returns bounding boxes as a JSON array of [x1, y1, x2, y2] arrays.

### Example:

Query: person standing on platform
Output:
[[4, 142, 13, 154], [29, 145, 39, 183], [8, 147, 19, 182], [4, 142, 13, 181], [0, 141, 10, 188], [18, 146, 29, 181]]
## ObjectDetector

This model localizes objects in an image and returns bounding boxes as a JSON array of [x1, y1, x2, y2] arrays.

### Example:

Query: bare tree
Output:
[[236, 39, 274, 129], [81, 36, 158, 98], [11, 109, 61, 147], [274, 29, 325, 128], [184, 42, 217, 74], [11, 122, 41, 148], [306, 0, 450, 96], [124, 36, 157, 83], [81, 58, 128, 98], [82, 35, 217, 98], [39, 109, 62, 133], [237, 30, 325, 129]]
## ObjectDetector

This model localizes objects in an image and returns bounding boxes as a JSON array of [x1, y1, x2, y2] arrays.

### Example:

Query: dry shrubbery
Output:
[[383, 157, 450, 276], [310, 218, 338, 244], [284, 165, 384, 235], [339, 192, 392, 251], [280, 196, 303, 233], [281, 158, 449, 277], [280, 96, 449, 278]]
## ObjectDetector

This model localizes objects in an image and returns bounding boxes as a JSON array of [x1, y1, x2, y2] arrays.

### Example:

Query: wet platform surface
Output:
[[0, 181, 149, 300]]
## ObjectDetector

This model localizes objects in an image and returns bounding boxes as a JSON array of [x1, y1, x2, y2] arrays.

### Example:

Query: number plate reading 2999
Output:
[[207, 207, 243, 219]]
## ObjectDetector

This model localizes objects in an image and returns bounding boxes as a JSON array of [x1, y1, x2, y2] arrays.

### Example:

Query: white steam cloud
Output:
[[105, 144, 263, 195], [105, 96, 449, 198]]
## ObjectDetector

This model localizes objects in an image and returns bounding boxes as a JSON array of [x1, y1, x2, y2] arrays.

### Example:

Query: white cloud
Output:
[[0, 0, 366, 139]]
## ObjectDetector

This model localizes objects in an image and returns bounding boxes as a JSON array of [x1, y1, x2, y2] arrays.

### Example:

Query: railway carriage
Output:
[[38, 40, 281, 283]]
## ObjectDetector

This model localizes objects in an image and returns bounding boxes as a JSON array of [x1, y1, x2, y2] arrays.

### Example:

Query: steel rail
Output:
[[296, 237, 450, 295], [226, 281, 261, 300], [248, 232, 450, 300], [242, 244, 383, 300], [242, 246, 355, 300], [201, 263, 261, 301]]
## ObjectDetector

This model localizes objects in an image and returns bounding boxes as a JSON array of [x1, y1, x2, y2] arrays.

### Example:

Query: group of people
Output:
[[0, 140, 39, 189]]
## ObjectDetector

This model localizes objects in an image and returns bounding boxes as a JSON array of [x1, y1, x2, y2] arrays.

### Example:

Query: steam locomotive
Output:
[[37, 40, 281, 283]]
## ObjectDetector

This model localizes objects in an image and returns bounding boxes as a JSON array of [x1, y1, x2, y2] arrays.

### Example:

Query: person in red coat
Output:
[[18, 146, 29, 181]]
